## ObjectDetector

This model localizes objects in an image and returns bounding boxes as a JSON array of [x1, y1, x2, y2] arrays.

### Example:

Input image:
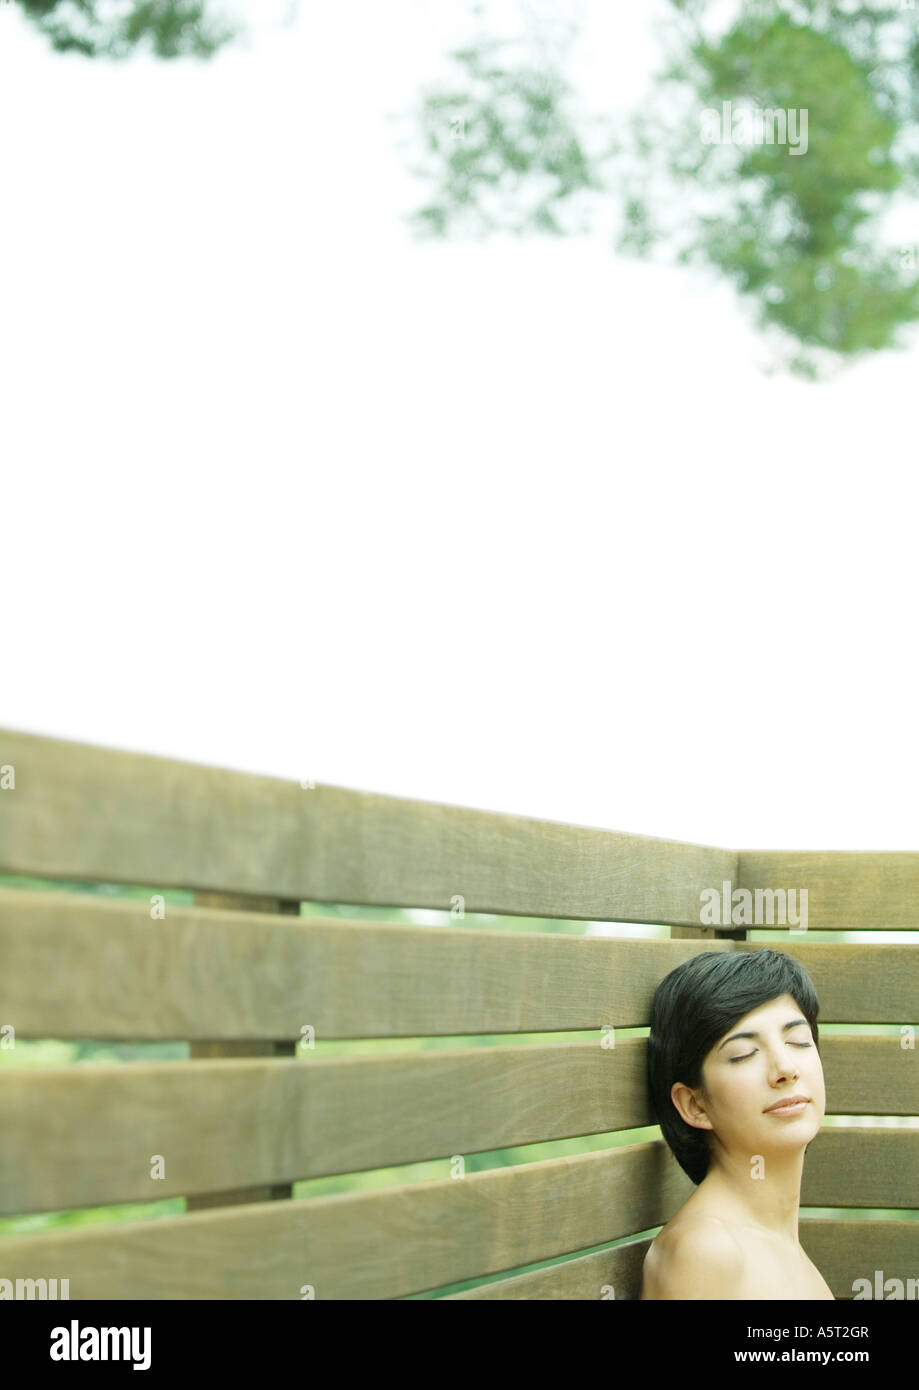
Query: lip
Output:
[[763, 1095, 810, 1114]]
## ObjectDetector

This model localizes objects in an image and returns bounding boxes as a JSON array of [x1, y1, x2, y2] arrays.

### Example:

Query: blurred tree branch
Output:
[[401, 0, 919, 377], [14, 0, 237, 59]]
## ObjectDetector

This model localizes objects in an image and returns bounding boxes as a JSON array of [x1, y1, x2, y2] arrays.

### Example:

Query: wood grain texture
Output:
[[446, 1221, 919, 1300], [0, 888, 737, 1039], [3, 728, 918, 1302], [799, 1219, 919, 1301], [0, 1148, 915, 1300], [4, 891, 915, 1041], [800, 1127, 919, 1209], [2, 1040, 915, 1214], [186, 891, 300, 1210], [737, 851, 919, 929], [0, 1140, 695, 1299], [731, 938, 919, 1020], [0, 728, 734, 923], [444, 1236, 651, 1300]]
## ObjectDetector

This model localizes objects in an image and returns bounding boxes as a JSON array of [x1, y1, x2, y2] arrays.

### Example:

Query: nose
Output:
[[767, 1054, 799, 1085]]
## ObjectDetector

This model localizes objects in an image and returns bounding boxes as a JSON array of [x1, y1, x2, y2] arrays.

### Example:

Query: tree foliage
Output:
[[405, 0, 919, 376], [15, 0, 236, 60], [404, 36, 614, 239]]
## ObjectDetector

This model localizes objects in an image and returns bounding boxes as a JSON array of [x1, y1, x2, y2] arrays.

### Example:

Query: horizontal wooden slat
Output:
[[2, 1041, 917, 1213], [738, 851, 919, 929], [0, 1043, 652, 1212], [0, 888, 741, 1039], [4, 729, 919, 927], [3, 890, 916, 1041], [0, 728, 735, 923], [0, 1141, 694, 1299], [446, 1236, 651, 1300], [732, 938, 919, 1020], [796, 1220, 919, 1300], [800, 1128, 919, 1208], [0, 1149, 916, 1299], [447, 1221, 919, 1300]]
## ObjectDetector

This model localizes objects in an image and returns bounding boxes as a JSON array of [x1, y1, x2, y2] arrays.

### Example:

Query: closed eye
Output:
[[730, 1043, 813, 1062]]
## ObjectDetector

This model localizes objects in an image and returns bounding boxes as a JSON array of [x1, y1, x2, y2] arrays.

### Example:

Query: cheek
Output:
[[808, 1054, 826, 1103], [719, 1069, 762, 1119]]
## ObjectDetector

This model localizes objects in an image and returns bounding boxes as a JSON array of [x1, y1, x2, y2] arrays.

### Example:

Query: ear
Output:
[[670, 1081, 714, 1131]]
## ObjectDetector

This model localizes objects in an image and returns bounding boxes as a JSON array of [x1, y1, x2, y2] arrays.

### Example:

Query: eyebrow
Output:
[[717, 1018, 810, 1052]]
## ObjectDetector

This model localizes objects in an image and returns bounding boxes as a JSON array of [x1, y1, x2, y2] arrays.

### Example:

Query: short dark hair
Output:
[[647, 948, 821, 1186]]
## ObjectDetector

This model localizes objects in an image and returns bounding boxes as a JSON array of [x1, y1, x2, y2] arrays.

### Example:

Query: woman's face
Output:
[[672, 992, 826, 1162]]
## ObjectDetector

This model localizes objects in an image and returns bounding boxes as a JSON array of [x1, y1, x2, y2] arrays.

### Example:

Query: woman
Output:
[[640, 948, 834, 1299]]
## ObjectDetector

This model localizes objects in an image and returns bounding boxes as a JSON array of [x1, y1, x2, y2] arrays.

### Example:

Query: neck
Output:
[[698, 1144, 805, 1245]]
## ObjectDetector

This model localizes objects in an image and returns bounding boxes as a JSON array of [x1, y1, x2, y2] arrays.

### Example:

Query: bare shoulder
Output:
[[642, 1215, 745, 1300]]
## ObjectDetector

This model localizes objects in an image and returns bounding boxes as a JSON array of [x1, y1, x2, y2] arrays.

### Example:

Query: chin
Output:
[[761, 1107, 822, 1143]]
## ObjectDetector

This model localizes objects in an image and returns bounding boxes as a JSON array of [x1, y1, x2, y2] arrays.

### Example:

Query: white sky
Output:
[[2, 0, 918, 853]]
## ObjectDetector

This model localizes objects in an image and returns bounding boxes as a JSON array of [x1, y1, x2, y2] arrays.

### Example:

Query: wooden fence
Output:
[[0, 728, 916, 1298]]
